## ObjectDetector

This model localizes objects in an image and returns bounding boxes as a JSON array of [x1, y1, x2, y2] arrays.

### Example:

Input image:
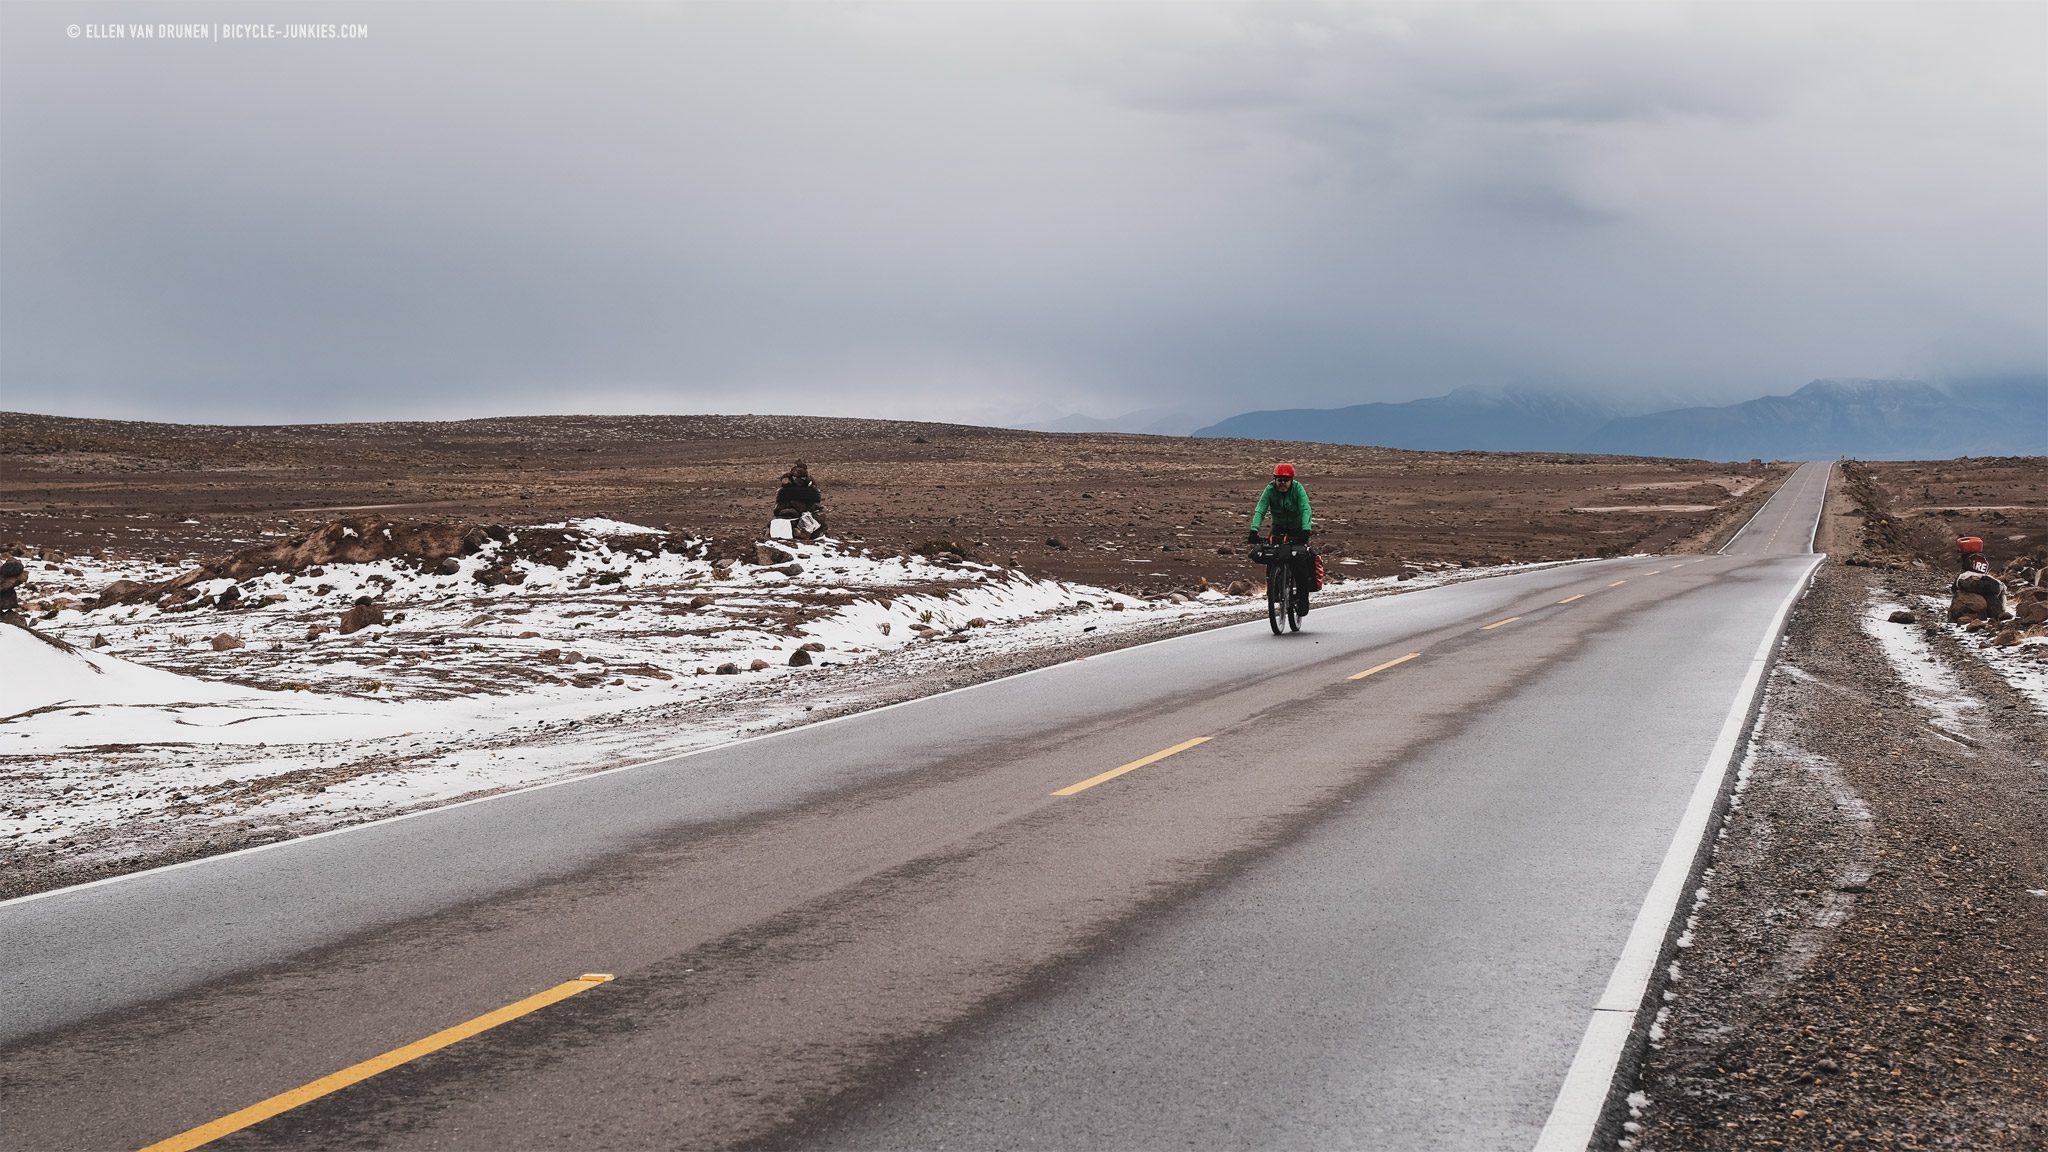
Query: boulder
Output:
[[1887, 609, 1916, 625], [1948, 593, 1987, 622], [91, 634, 109, 649], [96, 579, 148, 605], [1953, 571, 2007, 620], [787, 648, 813, 667], [749, 658, 771, 671], [209, 633, 244, 651], [437, 557, 463, 576], [473, 565, 527, 587], [2017, 598, 2048, 626], [338, 603, 386, 635], [214, 585, 242, 609], [715, 662, 740, 675], [801, 642, 826, 652], [776, 563, 804, 577], [1226, 579, 1254, 596]]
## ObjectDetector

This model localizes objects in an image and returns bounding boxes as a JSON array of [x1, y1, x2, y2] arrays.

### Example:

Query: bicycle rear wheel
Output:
[[1286, 566, 1301, 632]]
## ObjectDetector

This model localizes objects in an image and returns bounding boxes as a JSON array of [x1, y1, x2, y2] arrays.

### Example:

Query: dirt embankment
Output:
[[1841, 457, 2048, 572], [1, 411, 1781, 596]]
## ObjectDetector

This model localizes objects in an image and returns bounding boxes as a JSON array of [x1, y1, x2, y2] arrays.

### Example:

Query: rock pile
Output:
[[88, 516, 712, 613], [1947, 551, 2048, 648], [95, 516, 504, 609]]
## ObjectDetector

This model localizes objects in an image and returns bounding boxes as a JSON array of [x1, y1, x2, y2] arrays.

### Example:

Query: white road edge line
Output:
[[2, 556, 1615, 911], [1806, 461, 1831, 553], [1535, 473, 1826, 1151]]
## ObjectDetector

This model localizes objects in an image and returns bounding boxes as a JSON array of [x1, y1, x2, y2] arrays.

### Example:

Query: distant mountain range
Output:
[[1193, 376, 2047, 460], [1193, 386, 1629, 453]]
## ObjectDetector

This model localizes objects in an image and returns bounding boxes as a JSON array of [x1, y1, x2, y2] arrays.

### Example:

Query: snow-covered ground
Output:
[[1911, 592, 2048, 714], [4, 522, 1551, 884], [1859, 597, 1987, 736]]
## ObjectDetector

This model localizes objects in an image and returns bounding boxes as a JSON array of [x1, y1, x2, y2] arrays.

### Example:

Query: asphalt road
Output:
[[0, 462, 1830, 1151]]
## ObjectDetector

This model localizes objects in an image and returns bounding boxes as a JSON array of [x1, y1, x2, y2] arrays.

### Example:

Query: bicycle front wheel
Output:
[[1267, 564, 1287, 635]]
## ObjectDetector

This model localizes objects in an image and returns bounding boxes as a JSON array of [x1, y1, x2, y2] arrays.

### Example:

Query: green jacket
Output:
[[1250, 479, 1311, 535]]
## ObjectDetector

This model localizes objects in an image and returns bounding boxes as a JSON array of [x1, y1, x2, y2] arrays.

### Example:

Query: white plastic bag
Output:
[[767, 517, 795, 541], [799, 512, 821, 535]]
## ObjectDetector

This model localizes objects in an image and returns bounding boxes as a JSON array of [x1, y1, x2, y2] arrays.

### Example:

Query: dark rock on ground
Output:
[[337, 603, 385, 635]]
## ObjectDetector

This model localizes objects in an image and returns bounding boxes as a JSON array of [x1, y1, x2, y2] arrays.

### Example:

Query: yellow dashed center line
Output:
[[140, 974, 616, 1152], [1646, 569, 1662, 575], [1349, 652, 1421, 681], [1608, 580, 1628, 588], [1054, 736, 1211, 796], [1482, 616, 1522, 630], [1557, 594, 1585, 604]]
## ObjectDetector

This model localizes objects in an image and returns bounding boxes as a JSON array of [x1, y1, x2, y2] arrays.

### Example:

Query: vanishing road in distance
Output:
[[1, 461, 1832, 1151]]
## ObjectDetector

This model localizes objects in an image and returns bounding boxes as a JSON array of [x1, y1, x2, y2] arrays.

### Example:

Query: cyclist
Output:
[[1246, 462, 1314, 616]]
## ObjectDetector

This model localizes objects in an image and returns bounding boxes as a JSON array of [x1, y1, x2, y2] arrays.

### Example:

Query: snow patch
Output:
[[3, 536, 1600, 880], [530, 517, 665, 536], [1862, 596, 1984, 734], [1915, 593, 2048, 716]]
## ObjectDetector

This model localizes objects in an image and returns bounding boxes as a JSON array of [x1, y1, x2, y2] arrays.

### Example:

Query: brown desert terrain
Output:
[[0, 411, 1779, 584]]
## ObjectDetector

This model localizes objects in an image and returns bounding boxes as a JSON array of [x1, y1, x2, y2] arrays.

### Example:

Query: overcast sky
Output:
[[2, 1, 2042, 428]]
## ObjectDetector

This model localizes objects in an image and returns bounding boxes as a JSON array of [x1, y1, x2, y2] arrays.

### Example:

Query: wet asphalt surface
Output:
[[0, 465, 1831, 1151]]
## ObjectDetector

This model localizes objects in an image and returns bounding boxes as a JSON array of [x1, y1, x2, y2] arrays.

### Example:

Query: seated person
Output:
[[774, 461, 826, 537]]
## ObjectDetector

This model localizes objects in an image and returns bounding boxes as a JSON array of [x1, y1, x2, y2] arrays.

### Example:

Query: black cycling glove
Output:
[[1245, 531, 1261, 544]]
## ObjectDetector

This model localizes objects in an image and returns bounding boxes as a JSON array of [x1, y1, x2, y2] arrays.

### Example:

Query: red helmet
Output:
[[1272, 462, 1296, 479]]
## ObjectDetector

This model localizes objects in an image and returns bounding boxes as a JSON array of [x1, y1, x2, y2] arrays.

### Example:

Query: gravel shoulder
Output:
[[1619, 556, 2048, 1150]]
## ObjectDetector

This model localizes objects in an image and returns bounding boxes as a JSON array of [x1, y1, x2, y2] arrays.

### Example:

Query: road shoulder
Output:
[[1618, 558, 2048, 1150]]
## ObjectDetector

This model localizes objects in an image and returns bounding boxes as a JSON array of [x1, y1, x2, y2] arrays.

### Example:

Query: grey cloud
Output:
[[1, 2, 2041, 426]]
